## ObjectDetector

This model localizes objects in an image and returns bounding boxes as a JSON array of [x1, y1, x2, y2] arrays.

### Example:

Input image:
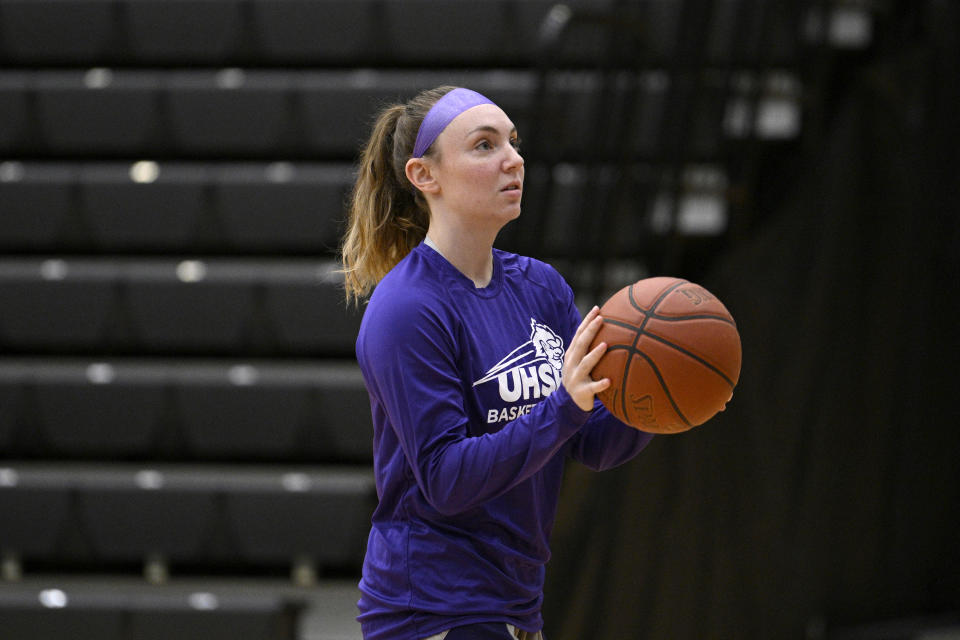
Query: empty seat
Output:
[[212, 163, 352, 253], [0, 0, 118, 63], [128, 594, 297, 640], [250, 0, 379, 63], [165, 71, 294, 155], [78, 163, 209, 252], [0, 477, 72, 562], [0, 163, 79, 251], [0, 592, 124, 640], [298, 71, 409, 157], [0, 73, 32, 153], [382, 0, 508, 63], [78, 485, 217, 565], [223, 469, 374, 569], [0, 384, 17, 451], [261, 263, 362, 356], [0, 358, 372, 463], [0, 464, 374, 573], [34, 71, 161, 155], [0, 260, 119, 352], [305, 365, 373, 462], [0, 586, 297, 640], [31, 365, 167, 459], [174, 365, 311, 460], [123, 261, 256, 353], [123, 0, 244, 63]]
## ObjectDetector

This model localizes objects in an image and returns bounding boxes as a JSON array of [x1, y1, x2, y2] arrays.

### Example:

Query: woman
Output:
[[340, 86, 653, 640]]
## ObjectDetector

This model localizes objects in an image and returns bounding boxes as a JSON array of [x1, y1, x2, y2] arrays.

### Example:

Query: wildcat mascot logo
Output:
[[474, 318, 565, 424]]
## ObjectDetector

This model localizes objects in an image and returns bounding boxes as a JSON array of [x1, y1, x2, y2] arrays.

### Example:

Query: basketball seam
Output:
[[642, 331, 737, 388], [645, 313, 737, 327], [620, 329, 642, 420], [630, 279, 688, 321], [605, 344, 692, 428]]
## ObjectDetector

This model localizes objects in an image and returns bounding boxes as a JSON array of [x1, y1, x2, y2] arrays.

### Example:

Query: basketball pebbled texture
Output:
[[590, 277, 742, 434]]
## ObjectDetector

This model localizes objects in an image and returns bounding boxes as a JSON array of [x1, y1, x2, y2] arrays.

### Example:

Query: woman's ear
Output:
[[405, 157, 440, 195]]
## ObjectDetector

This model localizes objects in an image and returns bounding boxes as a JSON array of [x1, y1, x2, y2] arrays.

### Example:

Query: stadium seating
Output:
[[0, 259, 361, 356], [0, 359, 372, 462], [0, 161, 353, 254], [0, 464, 375, 574], [0, 584, 300, 640]]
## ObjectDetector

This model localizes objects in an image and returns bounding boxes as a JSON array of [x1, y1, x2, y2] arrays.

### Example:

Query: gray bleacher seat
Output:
[[165, 71, 294, 155], [0, 258, 362, 356], [0, 163, 78, 251], [0, 384, 17, 452], [249, 0, 379, 63], [223, 469, 374, 569], [78, 486, 218, 566], [0, 359, 374, 463], [31, 366, 166, 459], [261, 263, 362, 356], [297, 71, 411, 158], [0, 73, 31, 153], [0, 161, 353, 254], [33, 71, 161, 154], [0, 464, 375, 573], [307, 367, 374, 462], [0, 586, 299, 640], [0, 0, 117, 63], [123, 0, 244, 63], [124, 263, 256, 353], [0, 476, 72, 563], [0, 260, 119, 352], [174, 365, 311, 460], [382, 0, 509, 63], [0, 594, 125, 640], [78, 163, 209, 252], [212, 163, 352, 254]]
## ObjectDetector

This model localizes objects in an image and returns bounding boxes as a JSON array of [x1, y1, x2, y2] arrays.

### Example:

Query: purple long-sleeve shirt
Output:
[[355, 243, 653, 640]]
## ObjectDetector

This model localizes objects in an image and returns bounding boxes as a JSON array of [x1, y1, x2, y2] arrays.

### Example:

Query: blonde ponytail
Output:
[[340, 86, 456, 304]]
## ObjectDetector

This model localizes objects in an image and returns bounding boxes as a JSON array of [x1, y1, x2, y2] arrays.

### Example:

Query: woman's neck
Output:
[[424, 227, 494, 288]]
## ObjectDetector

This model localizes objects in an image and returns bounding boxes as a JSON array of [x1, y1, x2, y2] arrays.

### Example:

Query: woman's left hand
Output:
[[562, 305, 611, 412]]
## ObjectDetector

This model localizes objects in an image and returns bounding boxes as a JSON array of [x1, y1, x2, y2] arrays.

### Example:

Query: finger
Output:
[[577, 342, 607, 377], [566, 306, 600, 362], [579, 314, 603, 350], [571, 306, 599, 344], [591, 377, 612, 393]]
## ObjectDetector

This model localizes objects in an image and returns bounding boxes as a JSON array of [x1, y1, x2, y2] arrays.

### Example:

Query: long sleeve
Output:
[[567, 401, 654, 471], [358, 287, 591, 516]]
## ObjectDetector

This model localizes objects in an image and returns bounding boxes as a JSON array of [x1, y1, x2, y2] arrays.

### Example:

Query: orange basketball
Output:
[[590, 277, 741, 433]]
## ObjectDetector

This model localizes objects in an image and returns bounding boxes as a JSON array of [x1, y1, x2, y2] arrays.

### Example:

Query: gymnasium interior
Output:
[[1, 1, 957, 638]]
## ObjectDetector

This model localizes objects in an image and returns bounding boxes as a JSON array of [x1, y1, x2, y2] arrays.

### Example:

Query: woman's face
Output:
[[430, 103, 524, 229]]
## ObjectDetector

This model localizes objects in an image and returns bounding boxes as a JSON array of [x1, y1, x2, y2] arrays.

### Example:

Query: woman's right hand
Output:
[[562, 306, 611, 412]]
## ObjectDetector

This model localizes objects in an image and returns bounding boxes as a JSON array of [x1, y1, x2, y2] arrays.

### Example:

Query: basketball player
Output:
[[340, 86, 654, 640]]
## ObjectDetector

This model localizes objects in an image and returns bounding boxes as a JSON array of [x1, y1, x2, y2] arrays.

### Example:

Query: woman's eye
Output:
[[476, 140, 492, 150], [510, 137, 522, 151]]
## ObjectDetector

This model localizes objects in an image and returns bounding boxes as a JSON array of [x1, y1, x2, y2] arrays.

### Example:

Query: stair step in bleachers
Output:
[[0, 258, 362, 356], [1, 161, 353, 254], [0, 359, 372, 463], [0, 463, 376, 576]]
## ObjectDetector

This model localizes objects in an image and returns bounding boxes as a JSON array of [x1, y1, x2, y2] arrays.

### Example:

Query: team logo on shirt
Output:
[[474, 319, 565, 424]]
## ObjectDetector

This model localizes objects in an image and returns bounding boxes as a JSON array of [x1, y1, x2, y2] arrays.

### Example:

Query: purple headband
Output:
[[412, 88, 496, 158]]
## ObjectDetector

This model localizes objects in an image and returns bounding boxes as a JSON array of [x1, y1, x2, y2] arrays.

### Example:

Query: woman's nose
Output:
[[504, 145, 524, 170]]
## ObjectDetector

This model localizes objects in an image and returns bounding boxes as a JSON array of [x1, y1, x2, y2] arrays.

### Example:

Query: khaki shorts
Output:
[[424, 624, 542, 640]]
